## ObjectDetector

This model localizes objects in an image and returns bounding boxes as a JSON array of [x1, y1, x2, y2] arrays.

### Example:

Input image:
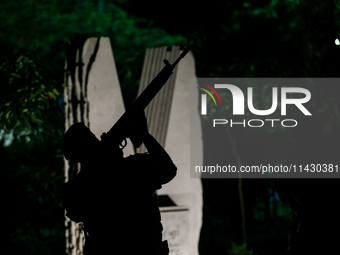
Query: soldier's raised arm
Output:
[[126, 111, 177, 184]]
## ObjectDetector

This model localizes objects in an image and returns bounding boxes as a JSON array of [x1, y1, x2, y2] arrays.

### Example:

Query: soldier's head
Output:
[[63, 122, 100, 163]]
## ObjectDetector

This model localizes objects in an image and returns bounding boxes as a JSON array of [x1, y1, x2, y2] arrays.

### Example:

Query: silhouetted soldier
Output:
[[62, 111, 177, 254]]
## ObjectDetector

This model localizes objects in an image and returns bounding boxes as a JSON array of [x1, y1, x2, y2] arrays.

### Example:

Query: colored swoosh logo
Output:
[[197, 82, 222, 106]]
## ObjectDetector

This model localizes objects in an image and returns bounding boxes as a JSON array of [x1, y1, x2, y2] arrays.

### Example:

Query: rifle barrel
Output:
[[171, 48, 189, 69], [104, 48, 190, 145]]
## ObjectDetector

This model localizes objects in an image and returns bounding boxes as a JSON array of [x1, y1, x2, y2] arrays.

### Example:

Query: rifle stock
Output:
[[101, 48, 189, 148]]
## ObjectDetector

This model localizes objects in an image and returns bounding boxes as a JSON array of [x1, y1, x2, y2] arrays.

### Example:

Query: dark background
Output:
[[1, 0, 340, 254]]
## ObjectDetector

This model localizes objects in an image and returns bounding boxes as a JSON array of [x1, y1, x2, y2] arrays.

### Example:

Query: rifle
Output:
[[101, 48, 190, 148]]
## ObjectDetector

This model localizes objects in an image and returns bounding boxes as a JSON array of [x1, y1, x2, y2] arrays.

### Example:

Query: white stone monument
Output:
[[137, 46, 203, 255]]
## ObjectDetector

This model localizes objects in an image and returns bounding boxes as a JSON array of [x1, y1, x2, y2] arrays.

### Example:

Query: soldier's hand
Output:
[[126, 111, 149, 145], [100, 132, 107, 140]]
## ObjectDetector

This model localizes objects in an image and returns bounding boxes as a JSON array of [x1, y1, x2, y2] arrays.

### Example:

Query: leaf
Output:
[[11, 73, 21, 78], [48, 92, 56, 100], [52, 88, 59, 95], [5, 111, 11, 119]]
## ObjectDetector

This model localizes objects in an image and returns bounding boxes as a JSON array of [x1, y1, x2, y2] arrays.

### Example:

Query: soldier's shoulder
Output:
[[124, 152, 149, 160]]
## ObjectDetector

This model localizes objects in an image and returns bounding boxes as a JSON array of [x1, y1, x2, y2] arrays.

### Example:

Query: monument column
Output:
[[137, 46, 203, 255]]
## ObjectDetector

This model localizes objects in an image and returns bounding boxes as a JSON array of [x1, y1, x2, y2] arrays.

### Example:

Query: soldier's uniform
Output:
[[62, 122, 176, 254]]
